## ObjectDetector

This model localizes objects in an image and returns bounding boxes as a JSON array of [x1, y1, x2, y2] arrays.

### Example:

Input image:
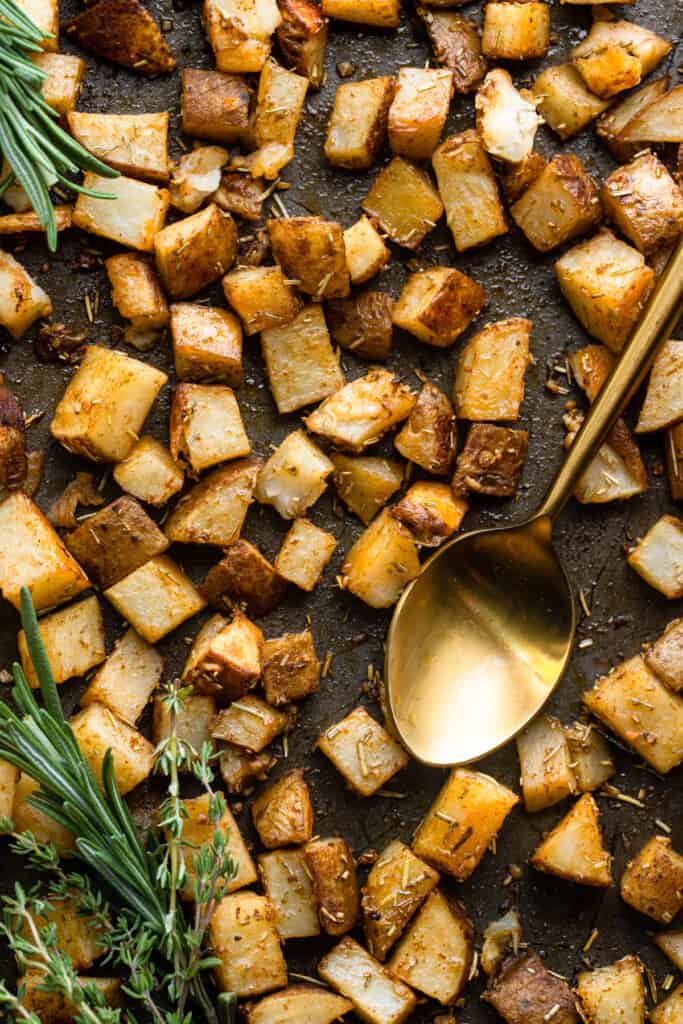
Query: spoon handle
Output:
[[537, 234, 683, 523]]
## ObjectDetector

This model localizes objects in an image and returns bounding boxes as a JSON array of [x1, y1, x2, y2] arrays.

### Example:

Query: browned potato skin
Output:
[[201, 540, 287, 617], [511, 154, 602, 253], [392, 482, 467, 546], [276, 0, 328, 88], [363, 156, 444, 250], [181, 69, 252, 143], [501, 153, 547, 204], [267, 217, 350, 299], [601, 151, 683, 255], [417, 8, 486, 93], [262, 631, 320, 705], [171, 303, 243, 386], [453, 424, 528, 498], [667, 423, 683, 501], [305, 837, 360, 936], [620, 836, 683, 924], [155, 204, 238, 300], [362, 843, 440, 961], [66, 496, 169, 590], [646, 618, 683, 692], [596, 77, 670, 162], [214, 171, 264, 222], [220, 743, 276, 795], [395, 381, 455, 475], [0, 384, 26, 491], [186, 612, 264, 702], [65, 0, 176, 75], [484, 951, 579, 1024], [324, 77, 395, 170], [326, 292, 393, 360], [251, 768, 314, 849]]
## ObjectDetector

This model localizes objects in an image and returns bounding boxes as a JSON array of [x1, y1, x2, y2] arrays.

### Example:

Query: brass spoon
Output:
[[386, 236, 683, 767]]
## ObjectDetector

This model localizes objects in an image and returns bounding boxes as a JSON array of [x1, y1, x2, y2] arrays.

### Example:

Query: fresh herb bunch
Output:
[[0, 0, 118, 251], [0, 587, 238, 1023]]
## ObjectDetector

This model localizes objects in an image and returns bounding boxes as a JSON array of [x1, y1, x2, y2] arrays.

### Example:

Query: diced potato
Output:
[[245, 985, 353, 1024], [73, 173, 169, 251], [204, 0, 281, 73], [621, 836, 683, 924], [326, 292, 394, 362], [621, 83, 683, 144], [602, 152, 683, 255], [0, 492, 89, 612], [276, 0, 328, 88], [171, 303, 243, 386], [104, 555, 206, 643], [530, 793, 612, 887], [105, 252, 169, 348], [152, 693, 217, 766], [81, 627, 162, 725], [597, 77, 671, 161], [569, 343, 614, 402], [480, 910, 522, 978], [67, 111, 168, 182], [306, 369, 415, 452], [569, 412, 648, 503], [51, 346, 167, 463], [267, 217, 350, 299], [210, 893, 287, 997], [412, 768, 519, 881], [251, 768, 313, 848], [484, 950, 577, 1024], [181, 68, 251, 143], [63, 0, 176, 76], [254, 59, 308, 152], [32, 52, 85, 115], [646, 618, 683, 693], [113, 437, 184, 508], [331, 454, 403, 524], [452, 423, 528, 498], [223, 266, 303, 336], [255, 431, 333, 520], [564, 721, 615, 792], [650, 983, 683, 1024], [501, 152, 547, 204], [636, 340, 683, 433], [18, 595, 105, 689], [511, 154, 601, 253], [178, 793, 257, 898], [389, 889, 473, 1004], [12, 774, 74, 856], [454, 317, 531, 420], [65, 496, 169, 590], [482, 2, 550, 60], [417, 9, 487, 94], [165, 457, 261, 547], [387, 67, 453, 161], [362, 156, 443, 250], [202, 541, 286, 617], [654, 933, 683, 972], [392, 482, 467, 547], [231, 141, 295, 181], [15, 0, 58, 47], [432, 130, 507, 252], [154, 203, 238, 300], [26, 894, 103, 971], [0, 760, 17, 822], [220, 743, 276, 795], [476, 69, 540, 163], [262, 631, 319, 706], [214, 170, 265, 220], [317, 706, 408, 798], [305, 837, 360, 936], [70, 702, 155, 795], [362, 841, 439, 961], [184, 612, 263, 702], [169, 383, 250, 476], [583, 655, 683, 774], [572, 20, 671, 100], [516, 713, 577, 813], [341, 509, 420, 609], [259, 848, 320, 939], [261, 305, 344, 414], [394, 382, 456, 476], [0, 249, 52, 340], [275, 518, 336, 592], [318, 937, 417, 1024], [668, 423, 683, 502], [576, 955, 644, 1024], [393, 267, 485, 348], [0, 383, 25, 493], [533, 64, 609, 140], [321, 0, 399, 29], [628, 515, 683, 599], [213, 695, 291, 752], [344, 217, 390, 286], [170, 146, 228, 214], [19, 973, 122, 1023], [0, 205, 72, 238]]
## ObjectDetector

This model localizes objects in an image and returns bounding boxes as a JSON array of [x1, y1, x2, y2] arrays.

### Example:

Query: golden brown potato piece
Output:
[[575, 955, 645, 1024], [267, 216, 350, 299], [571, 19, 671, 100], [362, 841, 439, 961], [181, 68, 251, 144], [392, 481, 467, 547], [432, 130, 507, 252], [169, 383, 250, 475], [388, 67, 453, 161], [0, 250, 51, 339], [393, 267, 485, 347], [212, 695, 290, 752], [245, 986, 352, 1024], [341, 509, 419, 609], [261, 304, 344, 414], [71, 702, 155, 796], [331, 454, 404, 524], [170, 146, 228, 215], [317, 706, 409, 797], [253, 58, 308, 152], [73, 174, 170, 251], [223, 265, 302, 336], [202, 540, 286, 617], [13, 774, 74, 856], [620, 836, 683, 924], [325, 77, 395, 170], [305, 837, 360, 936], [0, 205, 72, 237], [255, 430, 333, 519], [306, 369, 415, 452], [564, 722, 615, 793], [511, 154, 601, 252], [153, 693, 216, 767], [321, 0, 400, 29], [389, 889, 473, 1004], [620, 83, 683, 144], [105, 253, 169, 341], [596, 77, 670, 161], [452, 423, 528, 498], [454, 317, 531, 420], [183, 611, 263, 702], [650, 982, 683, 1024], [154, 203, 238, 300], [318, 937, 416, 1024], [326, 292, 394, 361], [363, 156, 443, 250], [274, 518, 336, 592], [83, 626, 162, 725], [20, 973, 121, 1023], [636, 339, 683, 433], [602, 152, 683, 255], [516, 713, 577, 812], [417, 8, 486, 93], [104, 555, 205, 643], [171, 303, 243, 386], [262, 630, 319, 705], [18, 595, 105, 688], [484, 951, 579, 1024], [667, 423, 683, 502], [252, 768, 314, 848], [259, 848, 320, 940], [627, 514, 683, 599], [0, 384, 26, 491], [476, 68, 540, 165], [220, 744, 276, 795], [33, 52, 85, 115], [213, 170, 264, 222], [177, 794, 257, 899], [394, 381, 456, 475], [67, 111, 169, 182], [343, 217, 390, 286], [646, 618, 683, 693], [165, 457, 261, 547], [530, 793, 612, 887], [210, 893, 287, 998], [533, 64, 609, 140], [482, 3, 550, 60], [276, 0, 328, 88], [64, 0, 176, 75]]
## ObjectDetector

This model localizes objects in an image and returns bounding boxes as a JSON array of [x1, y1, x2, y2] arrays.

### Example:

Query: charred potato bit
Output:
[[620, 83, 683, 145], [454, 317, 531, 420], [476, 69, 540, 164], [64, 0, 176, 76], [417, 8, 486, 93], [67, 111, 169, 182], [452, 423, 528, 498], [532, 64, 609, 140], [362, 840, 439, 961], [331, 454, 404, 524], [576, 955, 645, 1024], [389, 889, 473, 1004], [73, 173, 169, 251], [171, 303, 243, 386], [245, 986, 352, 1024], [267, 216, 350, 299], [326, 291, 394, 361], [362, 156, 443, 250], [0, 249, 51, 339], [484, 950, 579, 1024], [602, 152, 683, 256], [393, 267, 485, 348], [70, 702, 155, 796], [564, 721, 615, 793], [394, 381, 456, 476], [105, 253, 169, 343], [392, 481, 467, 547], [511, 154, 602, 253], [650, 982, 683, 1024], [596, 77, 670, 161], [571, 20, 671, 100], [482, 2, 550, 61], [343, 217, 390, 286], [104, 555, 205, 643], [259, 848, 320, 939], [500, 152, 547, 205], [223, 265, 302, 336], [432, 130, 507, 252], [276, 0, 328, 88], [341, 508, 419, 608], [13, 773, 74, 855], [275, 518, 337, 592], [0, 384, 26, 491], [306, 368, 415, 451], [178, 793, 257, 897], [516, 713, 577, 812], [627, 514, 683, 599], [210, 893, 287, 997], [33, 52, 85, 115], [213, 695, 291, 752], [255, 430, 333, 520], [82, 627, 163, 725], [387, 67, 453, 161], [318, 937, 417, 1024], [154, 203, 238, 300], [317, 706, 408, 797], [203, 0, 281, 73], [220, 743, 276, 795], [165, 457, 261, 546], [321, 0, 400, 29], [180, 69, 251, 144], [251, 768, 313, 848], [646, 618, 683, 693], [153, 694, 217, 767], [169, 383, 250, 475], [530, 793, 612, 887], [170, 147, 228, 215], [201, 540, 286, 617], [183, 611, 263, 701], [213, 170, 263, 221], [636, 339, 683, 433], [262, 630, 319, 705], [305, 837, 360, 936], [620, 836, 683, 924], [113, 437, 184, 508], [18, 595, 105, 689], [261, 304, 344, 414]]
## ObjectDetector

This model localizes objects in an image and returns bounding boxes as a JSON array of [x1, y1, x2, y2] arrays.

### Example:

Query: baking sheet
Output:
[[1, 0, 682, 1017]]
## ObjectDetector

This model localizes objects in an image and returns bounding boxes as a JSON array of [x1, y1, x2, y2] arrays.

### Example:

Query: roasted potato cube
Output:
[[387, 67, 453, 161], [621, 836, 683, 924], [620, 83, 683, 145], [627, 514, 683, 599], [0, 759, 17, 822], [246, 986, 353, 1024], [104, 555, 205, 643], [482, 3, 550, 60], [362, 156, 443, 250], [220, 743, 276, 795], [318, 937, 417, 1024], [170, 146, 228, 214], [476, 69, 540, 164], [170, 383, 250, 475], [202, 541, 286, 617], [105, 253, 169, 345], [532, 64, 609, 140], [530, 793, 611, 887], [452, 423, 528, 498], [454, 317, 531, 420], [576, 955, 644, 1024], [569, 343, 614, 403], [389, 889, 473, 1004], [154, 203, 237, 300], [667, 423, 683, 502], [223, 265, 302, 336], [73, 173, 169, 252], [0, 205, 72, 238], [26, 893, 104, 971], [326, 291, 393, 362], [331, 454, 403, 524], [262, 630, 319, 705], [654, 933, 683, 972], [572, 20, 671, 100], [81, 627, 162, 725], [484, 951, 579, 1024], [64, 0, 175, 76], [32, 52, 85, 115], [261, 305, 344, 414], [252, 768, 313, 847], [16, 0, 57, 48], [583, 655, 683, 774], [321, 0, 399, 28], [153, 693, 217, 765], [646, 618, 683, 693], [18, 595, 105, 689], [67, 111, 169, 183], [165, 457, 261, 547], [20, 972, 121, 1023], [51, 346, 167, 463], [178, 793, 257, 898], [602, 152, 683, 256], [276, 0, 328, 88], [214, 171, 267, 221], [394, 382, 456, 476], [259, 848, 320, 939], [392, 482, 467, 547], [500, 152, 547, 205], [393, 267, 485, 348], [71, 702, 155, 795], [181, 68, 251, 143], [516, 713, 577, 813], [204, 0, 281, 73], [306, 369, 415, 452], [267, 217, 350, 299], [254, 59, 308, 152], [343, 217, 390, 286], [432, 130, 507, 252], [341, 509, 420, 609], [183, 612, 263, 701], [413, 768, 519, 881], [564, 721, 615, 793], [362, 841, 439, 961], [304, 837, 359, 936], [255, 431, 333, 520], [0, 383, 26, 492], [596, 77, 670, 161], [275, 518, 337, 591], [210, 892, 287, 997], [511, 154, 601, 253], [171, 303, 243, 386], [556, 231, 654, 353], [0, 249, 51, 340], [417, 9, 487, 94], [317, 706, 408, 797], [113, 436, 184, 508], [213, 695, 291, 752], [636, 339, 683, 433], [12, 774, 74, 855], [650, 983, 683, 1024]]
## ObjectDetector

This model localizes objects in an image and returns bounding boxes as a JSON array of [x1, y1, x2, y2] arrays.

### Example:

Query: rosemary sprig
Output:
[[0, 0, 118, 251]]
